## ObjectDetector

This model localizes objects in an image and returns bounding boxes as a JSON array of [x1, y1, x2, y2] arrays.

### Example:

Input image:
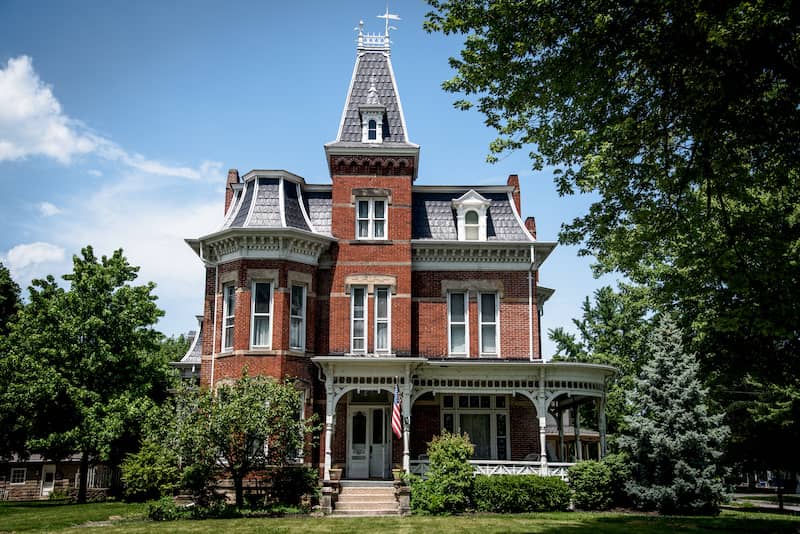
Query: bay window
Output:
[[222, 283, 236, 351], [251, 281, 272, 348], [289, 285, 306, 350]]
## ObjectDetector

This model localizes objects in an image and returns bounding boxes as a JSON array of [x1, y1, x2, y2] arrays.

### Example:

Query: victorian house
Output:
[[184, 24, 612, 496]]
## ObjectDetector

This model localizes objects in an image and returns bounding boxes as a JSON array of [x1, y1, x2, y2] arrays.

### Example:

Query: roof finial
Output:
[[377, 0, 400, 39]]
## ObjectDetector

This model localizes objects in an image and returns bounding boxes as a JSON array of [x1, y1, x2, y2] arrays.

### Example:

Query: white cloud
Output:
[[88, 169, 102, 177], [2, 242, 66, 285], [38, 201, 62, 217], [0, 55, 222, 181]]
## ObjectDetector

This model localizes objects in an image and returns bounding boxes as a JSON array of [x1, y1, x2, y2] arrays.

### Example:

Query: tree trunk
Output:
[[77, 451, 89, 504], [777, 473, 784, 512], [234, 475, 244, 509]]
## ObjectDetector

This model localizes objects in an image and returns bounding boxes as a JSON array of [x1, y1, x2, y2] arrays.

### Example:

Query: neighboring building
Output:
[[0, 455, 115, 501], [185, 23, 612, 484], [171, 317, 203, 385]]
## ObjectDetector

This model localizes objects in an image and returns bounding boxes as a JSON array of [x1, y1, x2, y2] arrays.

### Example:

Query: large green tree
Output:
[[620, 316, 728, 515], [550, 284, 655, 435], [0, 262, 20, 337], [170, 373, 316, 509], [425, 0, 800, 467], [0, 262, 22, 459], [0, 246, 169, 502]]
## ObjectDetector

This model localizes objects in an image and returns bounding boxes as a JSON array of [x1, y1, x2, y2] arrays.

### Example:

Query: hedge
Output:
[[472, 475, 571, 513]]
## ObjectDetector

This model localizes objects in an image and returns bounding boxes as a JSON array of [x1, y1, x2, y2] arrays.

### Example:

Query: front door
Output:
[[348, 406, 389, 479], [41, 464, 56, 497]]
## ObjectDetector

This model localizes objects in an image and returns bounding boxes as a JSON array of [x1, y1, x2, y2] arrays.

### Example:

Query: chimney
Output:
[[224, 169, 240, 214], [507, 174, 521, 215], [525, 216, 537, 239]]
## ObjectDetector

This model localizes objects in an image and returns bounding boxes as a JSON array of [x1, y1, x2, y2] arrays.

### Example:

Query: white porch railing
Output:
[[409, 460, 575, 481]]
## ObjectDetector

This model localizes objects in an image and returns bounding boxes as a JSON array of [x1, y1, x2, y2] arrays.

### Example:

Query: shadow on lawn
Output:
[[524, 513, 800, 534]]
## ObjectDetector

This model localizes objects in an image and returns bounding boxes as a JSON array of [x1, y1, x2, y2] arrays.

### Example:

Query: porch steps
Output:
[[332, 481, 399, 516]]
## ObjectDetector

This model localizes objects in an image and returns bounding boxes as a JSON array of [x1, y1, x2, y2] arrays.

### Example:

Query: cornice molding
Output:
[[187, 228, 333, 266]]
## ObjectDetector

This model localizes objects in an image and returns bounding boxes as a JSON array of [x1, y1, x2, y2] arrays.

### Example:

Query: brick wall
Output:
[[510, 399, 539, 460]]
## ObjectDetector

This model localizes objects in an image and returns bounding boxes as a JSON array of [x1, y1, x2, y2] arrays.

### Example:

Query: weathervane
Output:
[[377, 0, 401, 37]]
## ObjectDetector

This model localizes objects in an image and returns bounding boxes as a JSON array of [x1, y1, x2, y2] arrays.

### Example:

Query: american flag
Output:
[[392, 383, 402, 439]]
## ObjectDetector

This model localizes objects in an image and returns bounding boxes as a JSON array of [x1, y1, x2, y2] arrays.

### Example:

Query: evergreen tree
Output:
[[620, 316, 728, 515]]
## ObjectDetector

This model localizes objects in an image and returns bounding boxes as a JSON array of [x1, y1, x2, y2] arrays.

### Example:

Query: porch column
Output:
[[574, 406, 583, 461], [535, 395, 548, 476], [402, 381, 412, 472], [598, 397, 607, 459], [323, 372, 335, 481], [557, 407, 565, 462]]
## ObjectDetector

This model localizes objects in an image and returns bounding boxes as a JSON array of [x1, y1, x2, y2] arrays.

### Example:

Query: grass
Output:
[[2, 503, 800, 534], [736, 494, 800, 505]]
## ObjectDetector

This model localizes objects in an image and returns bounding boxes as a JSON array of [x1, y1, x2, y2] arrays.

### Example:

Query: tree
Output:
[[550, 284, 654, 435], [0, 262, 22, 459], [171, 372, 316, 509], [620, 316, 728, 514], [0, 262, 20, 337], [0, 246, 169, 503], [425, 0, 800, 475]]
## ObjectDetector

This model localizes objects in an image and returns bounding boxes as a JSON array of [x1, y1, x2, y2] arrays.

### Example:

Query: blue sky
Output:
[[0, 0, 614, 357]]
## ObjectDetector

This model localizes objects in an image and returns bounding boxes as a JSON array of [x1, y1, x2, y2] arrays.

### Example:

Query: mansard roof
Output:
[[411, 187, 534, 242]]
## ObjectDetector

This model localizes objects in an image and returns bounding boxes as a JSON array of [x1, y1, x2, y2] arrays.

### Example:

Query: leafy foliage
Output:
[[472, 475, 570, 513], [410, 431, 474, 514], [426, 0, 800, 474], [568, 460, 613, 511], [0, 261, 20, 336], [120, 439, 180, 502], [169, 373, 317, 508], [620, 316, 729, 515], [0, 246, 169, 502]]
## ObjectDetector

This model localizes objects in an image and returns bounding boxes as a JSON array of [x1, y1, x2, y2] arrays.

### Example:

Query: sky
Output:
[[0, 0, 616, 358]]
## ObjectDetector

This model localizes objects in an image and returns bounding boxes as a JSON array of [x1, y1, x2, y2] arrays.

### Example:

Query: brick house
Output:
[[185, 26, 612, 485]]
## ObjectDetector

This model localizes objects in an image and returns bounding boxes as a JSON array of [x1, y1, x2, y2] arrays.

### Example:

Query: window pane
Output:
[[444, 413, 454, 433], [290, 317, 303, 348], [481, 325, 497, 353], [460, 414, 491, 459], [481, 294, 495, 322], [252, 317, 270, 346], [376, 289, 388, 317], [465, 210, 479, 224], [495, 396, 506, 409], [353, 319, 364, 338], [373, 220, 385, 238], [459, 395, 469, 408], [254, 283, 270, 314], [224, 285, 235, 312], [291, 286, 303, 316], [450, 293, 465, 322], [358, 200, 369, 218], [465, 226, 479, 240], [450, 325, 465, 353], [374, 200, 385, 219], [376, 323, 388, 350], [372, 409, 384, 444], [358, 220, 369, 237], [353, 288, 365, 318], [352, 338, 364, 351], [443, 396, 453, 408]]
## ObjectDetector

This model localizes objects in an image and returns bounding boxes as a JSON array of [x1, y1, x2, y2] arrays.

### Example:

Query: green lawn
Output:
[[736, 494, 800, 505], [1, 502, 799, 534]]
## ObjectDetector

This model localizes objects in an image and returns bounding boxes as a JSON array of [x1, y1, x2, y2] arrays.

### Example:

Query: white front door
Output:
[[41, 464, 56, 496], [348, 406, 389, 479]]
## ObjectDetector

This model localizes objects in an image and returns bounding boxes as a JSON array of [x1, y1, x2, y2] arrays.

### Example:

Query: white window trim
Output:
[[447, 291, 469, 357], [222, 283, 236, 352], [250, 280, 274, 349], [478, 292, 500, 357], [350, 286, 367, 354], [374, 287, 391, 353], [355, 198, 387, 240], [452, 189, 491, 241], [289, 285, 306, 351], [10, 467, 26, 484], [441, 395, 510, 460]]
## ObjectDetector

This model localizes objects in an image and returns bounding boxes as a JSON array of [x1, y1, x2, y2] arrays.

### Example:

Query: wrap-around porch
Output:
[[313, 357, 615, 482]]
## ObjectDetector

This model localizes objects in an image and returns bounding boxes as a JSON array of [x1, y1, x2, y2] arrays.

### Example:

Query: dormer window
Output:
[[453, 190, 491, 241], [368, 119, 377, 140]]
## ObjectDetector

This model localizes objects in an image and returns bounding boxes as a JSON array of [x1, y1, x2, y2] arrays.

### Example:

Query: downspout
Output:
[[528, 245, 535, 361]]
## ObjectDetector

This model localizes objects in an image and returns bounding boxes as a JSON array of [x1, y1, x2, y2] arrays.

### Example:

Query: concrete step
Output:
[[339, 480, 394, 488], [337, 494, 397, 503], [335, 501, 398, 511], [331, 509, 400, 516], [339, 487, 396, 497]]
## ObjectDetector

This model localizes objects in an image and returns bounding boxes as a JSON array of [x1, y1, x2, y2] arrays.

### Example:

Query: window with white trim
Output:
[[356, 198, 387, 240], [465, 210, 480, 240], [374, 287, 391, 353], [351, 286, 367, 353], [289, 285, 306, 351], [251, 281, 272, 348], [448, 292, 468, 356], [367, 119, 377, 140], [222, 283, 236, 351], [10, 467, 26, 484], [442, 395, 509, 460], [479, 292, 499, 356]]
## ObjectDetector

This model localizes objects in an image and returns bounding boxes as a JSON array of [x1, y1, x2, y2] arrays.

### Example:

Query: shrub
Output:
[[602, 452, 632, 508], [473, 475, 570, 513], [410, 431, 474, 514], [146, 496, 183, 521], [569, 460, 613, 510], [121, 440, 180, 502], [267, 466, 319, 506]]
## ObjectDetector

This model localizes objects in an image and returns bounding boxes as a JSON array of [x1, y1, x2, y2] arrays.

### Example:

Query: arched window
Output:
[[465, 210, 480, 240], [368, 119, 377, 140]]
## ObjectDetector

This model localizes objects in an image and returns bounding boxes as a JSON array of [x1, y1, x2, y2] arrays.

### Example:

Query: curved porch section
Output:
[[313, 356, 614, 481]]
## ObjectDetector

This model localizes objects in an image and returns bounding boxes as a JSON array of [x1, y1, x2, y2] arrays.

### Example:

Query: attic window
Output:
[[368, 119, 377, 140], [452, 190, 491, 241]]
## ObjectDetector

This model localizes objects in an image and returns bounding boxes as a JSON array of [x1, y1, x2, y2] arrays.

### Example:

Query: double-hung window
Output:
[[464, 210, 480, 240], [448, 292, 468, 356], [356, 198, 386, 239], [10, 468, 25, 484], [251, 281, 272, 348], [374, 287, 390, 353], [351, 286, 367, 353], [222, 283, 236, 351], [479, 292, 499, 356], [289, 285, 306, 351]]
